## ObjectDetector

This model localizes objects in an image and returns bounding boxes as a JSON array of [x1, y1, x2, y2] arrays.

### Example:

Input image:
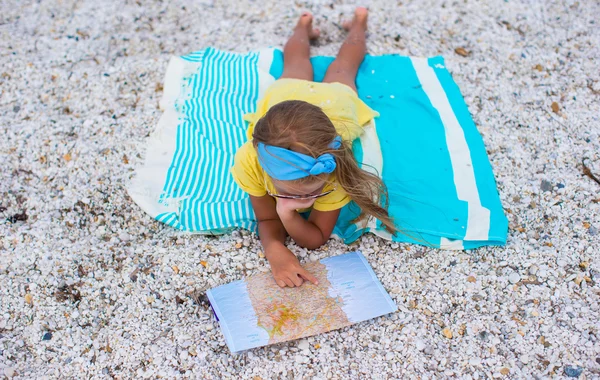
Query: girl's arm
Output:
[[276, 198, 340, 250], [249, 195, 319, 287], [250, 194, 287, 250]]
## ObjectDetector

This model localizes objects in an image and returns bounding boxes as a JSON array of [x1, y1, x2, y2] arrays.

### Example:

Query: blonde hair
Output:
[[252, 100, 397, 234]]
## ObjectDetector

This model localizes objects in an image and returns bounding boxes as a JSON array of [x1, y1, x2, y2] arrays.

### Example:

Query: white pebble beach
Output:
[[1, 0, 599, 378]]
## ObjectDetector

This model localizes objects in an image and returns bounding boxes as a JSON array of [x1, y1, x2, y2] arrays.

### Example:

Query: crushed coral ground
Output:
[[1, 0, 599, 378]]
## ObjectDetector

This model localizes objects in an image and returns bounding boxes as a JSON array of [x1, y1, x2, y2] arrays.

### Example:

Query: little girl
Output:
[[231, 8, 396, 288]]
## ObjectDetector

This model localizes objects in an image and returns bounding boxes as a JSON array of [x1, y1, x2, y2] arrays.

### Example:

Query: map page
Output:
[[206, 251, 397, 353]]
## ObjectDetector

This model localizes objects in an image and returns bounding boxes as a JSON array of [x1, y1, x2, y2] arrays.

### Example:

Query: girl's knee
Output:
[[330, 58, 356, 72]]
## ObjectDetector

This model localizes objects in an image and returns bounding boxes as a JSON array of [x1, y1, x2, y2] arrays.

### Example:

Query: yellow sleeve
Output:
[[355, 97, 380, 126], [230, 142, 267, 197], [243, 113, 258, 140], [313, 182, 351, 212], [243, 94, 272, 139]]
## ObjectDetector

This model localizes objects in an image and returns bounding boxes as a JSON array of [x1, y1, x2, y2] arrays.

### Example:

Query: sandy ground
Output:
[[1, 0, 599, 378]]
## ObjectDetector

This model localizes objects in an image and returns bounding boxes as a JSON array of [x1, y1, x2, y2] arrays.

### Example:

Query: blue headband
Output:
[[257, 136, 342, 181]]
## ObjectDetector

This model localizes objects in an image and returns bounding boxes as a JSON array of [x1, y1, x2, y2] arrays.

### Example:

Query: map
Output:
[[206, 251, 397, 352]]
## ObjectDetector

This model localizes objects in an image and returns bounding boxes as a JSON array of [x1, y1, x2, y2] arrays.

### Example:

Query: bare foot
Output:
[[296, 12, 321, 40], [342, 7, 369, 31]]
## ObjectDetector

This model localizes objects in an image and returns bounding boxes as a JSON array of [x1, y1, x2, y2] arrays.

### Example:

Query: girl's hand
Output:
[[267, 244, 319, 288], [276, 197, 316, 218]]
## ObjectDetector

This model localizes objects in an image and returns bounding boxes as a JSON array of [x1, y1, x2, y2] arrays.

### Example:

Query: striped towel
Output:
[[128, 47, 508, 249]]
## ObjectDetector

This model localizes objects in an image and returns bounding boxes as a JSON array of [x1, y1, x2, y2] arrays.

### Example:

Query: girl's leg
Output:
[[280, 13, 320, 81], [323, 7, 368, 92]]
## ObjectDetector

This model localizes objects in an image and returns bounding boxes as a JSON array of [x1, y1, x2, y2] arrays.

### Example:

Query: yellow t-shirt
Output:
[[231, 78, 379, 212]]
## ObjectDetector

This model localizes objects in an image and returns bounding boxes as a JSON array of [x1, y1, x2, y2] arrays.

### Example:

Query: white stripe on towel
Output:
[[127, 56, 201, 218], [410, 57, 490, 241]]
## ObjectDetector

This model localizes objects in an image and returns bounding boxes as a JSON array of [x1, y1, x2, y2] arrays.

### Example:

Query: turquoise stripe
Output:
[[269, 49, 284, 78], [206, 50, 222, 144], [210, 148, 225, 203], [217, 203, 225, 230], [202, 206, 211, 230], [222, 53, 236, 155], [236, 201, 245, 229], [221, 201, 231, 229]]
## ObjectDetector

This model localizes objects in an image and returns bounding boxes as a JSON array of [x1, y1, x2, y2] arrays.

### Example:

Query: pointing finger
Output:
[[299, 268, 319, 285]]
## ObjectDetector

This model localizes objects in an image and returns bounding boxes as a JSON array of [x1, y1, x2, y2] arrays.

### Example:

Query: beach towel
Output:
[[127, 47, 508, 249]]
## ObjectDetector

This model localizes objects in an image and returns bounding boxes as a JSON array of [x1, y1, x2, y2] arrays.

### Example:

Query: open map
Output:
[[206, 251, 397, 352]]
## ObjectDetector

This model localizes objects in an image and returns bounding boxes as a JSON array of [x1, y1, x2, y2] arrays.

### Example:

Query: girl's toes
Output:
[[309, 27, 320, 40], [297, 12, 319, 39], [343, 7, 369, 30], [298, 12, 313, 26], [354, 7, 369, 25], [355, 7, 369, 18]]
